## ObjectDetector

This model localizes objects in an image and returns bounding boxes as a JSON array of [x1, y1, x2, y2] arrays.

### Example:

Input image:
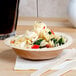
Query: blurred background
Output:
[[19, 0, 70, 18]]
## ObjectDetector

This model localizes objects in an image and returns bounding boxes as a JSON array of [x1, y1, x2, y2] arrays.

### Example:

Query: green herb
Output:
[[51, 38, 58, 47], [53, 39, 57, 43], [48, 31, 51, 35], [54, 39, 58, 46], [33, 39, 43, 45], [51, 38, 57, 43], [51, 37, 65, 47], [58, 38, 64, 45]]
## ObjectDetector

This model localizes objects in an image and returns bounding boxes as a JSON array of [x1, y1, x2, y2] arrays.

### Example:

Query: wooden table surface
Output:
[[0, 18, 76, 76]]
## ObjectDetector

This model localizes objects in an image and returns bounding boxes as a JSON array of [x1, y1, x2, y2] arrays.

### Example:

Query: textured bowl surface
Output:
[[4, 32, 72, 60]]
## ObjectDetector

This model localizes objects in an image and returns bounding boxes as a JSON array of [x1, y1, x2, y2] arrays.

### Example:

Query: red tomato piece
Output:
[[46, 44, 50, 48], [43, 26, 45, 29], [10, 40, 15, 44], [31, 45, 40, 49], [51, 30, 55, 35]]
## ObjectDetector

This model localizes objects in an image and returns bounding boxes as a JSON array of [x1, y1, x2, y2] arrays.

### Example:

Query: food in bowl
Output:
[[10, 22, 67, 49], [4, 21, 72, 60]]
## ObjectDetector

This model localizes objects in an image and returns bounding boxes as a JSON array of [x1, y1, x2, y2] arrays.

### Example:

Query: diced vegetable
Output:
[[33, 39, 43, 45], [51, 38, 57, 47], [10, 40, 15, 44], [46, 44, 50, 48], [54, 41, 58, 47], [48, 31, 51, 35], [51, 30, 55, 35], [43, 26, 45, 29], [31, 45, 40, 49], [51, 37, 65, 46], [58, 37, 64, 45], [51, 38, 57, 43]]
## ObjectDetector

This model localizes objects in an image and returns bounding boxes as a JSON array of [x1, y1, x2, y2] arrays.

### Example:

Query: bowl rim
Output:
[[4, 32, 72, 51]]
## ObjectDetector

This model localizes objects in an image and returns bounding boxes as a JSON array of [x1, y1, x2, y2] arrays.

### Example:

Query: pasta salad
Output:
[[10, 22, 67, 49]]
